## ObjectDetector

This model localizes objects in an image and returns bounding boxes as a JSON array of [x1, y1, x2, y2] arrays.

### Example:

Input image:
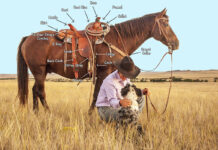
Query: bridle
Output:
[[151, 16, 173, 52], [140, 16, 173, 73], [143, 15, 174, 119]]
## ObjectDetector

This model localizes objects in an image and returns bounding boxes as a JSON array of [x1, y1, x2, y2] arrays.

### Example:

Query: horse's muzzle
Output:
[[169, 41, 179, 50]]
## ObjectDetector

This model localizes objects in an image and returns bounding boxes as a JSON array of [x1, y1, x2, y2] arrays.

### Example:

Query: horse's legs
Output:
[[88, 77, 103, 114], [37, 76, 50, 112], [33, 73, 50, 112], [32, 83, 39, 112]]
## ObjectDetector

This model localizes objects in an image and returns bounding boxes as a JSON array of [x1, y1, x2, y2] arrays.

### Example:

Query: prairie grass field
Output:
[[0, 79, 217, 150]]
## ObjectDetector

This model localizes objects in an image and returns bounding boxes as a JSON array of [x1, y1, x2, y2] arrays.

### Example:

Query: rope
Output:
[[85, 22, 110, 36], [145, 95, 149, 120], [85, 32, 96, 84], [144, 52, 173, 120], [141, 15, 172, 73], [84, 31, 96, 107], [147, 95, 158, 112], [140, 51, 171, 72], [142, 14, 174, 119], [85, 22, 128, 57], [161, 53, 173, 114]]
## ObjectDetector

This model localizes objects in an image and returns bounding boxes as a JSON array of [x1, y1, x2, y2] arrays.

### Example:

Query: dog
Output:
[[118, 84, 142, 127]]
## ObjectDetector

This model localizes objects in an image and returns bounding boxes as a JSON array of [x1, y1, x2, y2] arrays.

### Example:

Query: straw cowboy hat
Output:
[[113, 56, 140, 78]]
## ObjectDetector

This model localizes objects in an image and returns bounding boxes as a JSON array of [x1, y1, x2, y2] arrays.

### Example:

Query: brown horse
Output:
[[17, 9, 179, 113]]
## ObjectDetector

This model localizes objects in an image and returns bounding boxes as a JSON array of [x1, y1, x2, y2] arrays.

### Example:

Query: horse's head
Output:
[[151, 9, 179, 50]]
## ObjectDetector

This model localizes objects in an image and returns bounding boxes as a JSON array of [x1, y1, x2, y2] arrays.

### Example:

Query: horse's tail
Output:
[[17, 36, 28, 106]]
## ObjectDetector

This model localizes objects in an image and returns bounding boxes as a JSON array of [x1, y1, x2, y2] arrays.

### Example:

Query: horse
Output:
[[17, 9, 179, 113]]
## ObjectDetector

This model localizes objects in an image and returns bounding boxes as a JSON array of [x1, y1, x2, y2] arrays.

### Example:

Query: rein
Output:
[[144, 51, 173, 120], [142, 16, 174, 120]]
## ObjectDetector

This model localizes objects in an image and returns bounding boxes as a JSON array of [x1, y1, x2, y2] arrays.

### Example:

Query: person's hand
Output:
[[142, 88, 150, 96], [119, 99, 132, 107]]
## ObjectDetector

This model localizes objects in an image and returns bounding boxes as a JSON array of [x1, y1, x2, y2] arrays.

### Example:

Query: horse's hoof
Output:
[[33, 109, 39, 115], [88, 109, 93, 115], [44, 107, 51, 113], [137, 125, 145, 136]]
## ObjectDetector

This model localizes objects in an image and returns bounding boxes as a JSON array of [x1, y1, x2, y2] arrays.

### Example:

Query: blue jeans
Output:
[[97, 96, 145, 123]]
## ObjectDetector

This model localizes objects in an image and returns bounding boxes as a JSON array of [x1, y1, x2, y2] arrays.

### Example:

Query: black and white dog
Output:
[[118, 84, 142, 126]]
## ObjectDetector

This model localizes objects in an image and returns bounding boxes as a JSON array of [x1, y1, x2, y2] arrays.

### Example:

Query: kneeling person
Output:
[[96, 56, 149, 124]]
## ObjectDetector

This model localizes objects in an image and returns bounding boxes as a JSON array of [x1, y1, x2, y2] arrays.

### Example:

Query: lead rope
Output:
[[142, 15, 174, 119], [161, 51, 173, 114], [140, 51, 170, 72], [145, 51, 173, 120]]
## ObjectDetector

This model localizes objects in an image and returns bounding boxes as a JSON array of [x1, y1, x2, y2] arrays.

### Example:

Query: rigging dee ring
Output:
[[85, 22, 110, 37]]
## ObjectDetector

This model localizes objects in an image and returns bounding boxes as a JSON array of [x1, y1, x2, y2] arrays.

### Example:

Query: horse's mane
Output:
[[114, 13, 157, 39], [114, 12, 168, 40]]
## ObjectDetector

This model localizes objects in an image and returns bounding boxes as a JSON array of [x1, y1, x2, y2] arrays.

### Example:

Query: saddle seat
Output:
[[56, 28, 91, 58]]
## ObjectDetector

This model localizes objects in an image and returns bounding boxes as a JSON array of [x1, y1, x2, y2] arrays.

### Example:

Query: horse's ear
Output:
[[158, 8, 167, 18]]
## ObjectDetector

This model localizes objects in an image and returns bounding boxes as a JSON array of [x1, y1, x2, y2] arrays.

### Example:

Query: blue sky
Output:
[[0, 0, 217, 74]]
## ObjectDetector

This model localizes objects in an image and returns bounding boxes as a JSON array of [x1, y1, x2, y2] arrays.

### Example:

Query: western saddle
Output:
[[56, 17, 127, 83]]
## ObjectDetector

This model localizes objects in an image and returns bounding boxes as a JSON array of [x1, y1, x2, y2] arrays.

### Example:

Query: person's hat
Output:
[[113, 56, 140, 78]]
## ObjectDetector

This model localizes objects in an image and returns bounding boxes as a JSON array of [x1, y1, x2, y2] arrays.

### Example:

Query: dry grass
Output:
[[0, 80, 217, 150]]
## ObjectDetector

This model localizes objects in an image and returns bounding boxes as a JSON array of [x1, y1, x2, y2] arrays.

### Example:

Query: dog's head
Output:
[[121, 84, 142, 101]]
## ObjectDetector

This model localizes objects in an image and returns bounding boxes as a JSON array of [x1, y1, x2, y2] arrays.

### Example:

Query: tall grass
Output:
[[0, 80, 217, 150]]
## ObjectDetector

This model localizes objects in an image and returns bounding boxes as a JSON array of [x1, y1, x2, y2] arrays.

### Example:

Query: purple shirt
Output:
[[96, 70, 131, 108]]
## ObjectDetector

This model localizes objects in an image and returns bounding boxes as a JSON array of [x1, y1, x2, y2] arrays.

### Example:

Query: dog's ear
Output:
[[135, 88, 142, 97], [121, 84, 130, 96], [132, 85, 142, 97], [131, 84, 136, 88]]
